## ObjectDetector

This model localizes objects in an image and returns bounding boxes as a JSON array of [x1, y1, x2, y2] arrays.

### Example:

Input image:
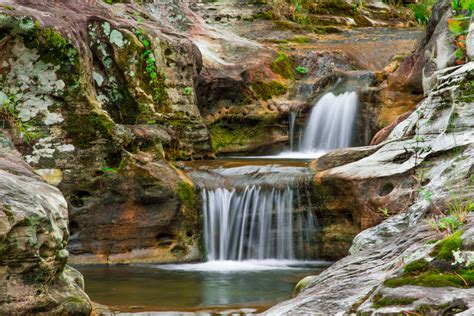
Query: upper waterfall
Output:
[[299, 91, 358, 152]]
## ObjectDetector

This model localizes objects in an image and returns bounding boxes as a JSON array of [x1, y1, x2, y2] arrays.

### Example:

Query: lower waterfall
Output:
[[202, 185, 317, 261]]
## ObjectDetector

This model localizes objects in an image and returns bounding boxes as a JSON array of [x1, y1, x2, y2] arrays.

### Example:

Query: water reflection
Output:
[[77, 262, 329, 314]]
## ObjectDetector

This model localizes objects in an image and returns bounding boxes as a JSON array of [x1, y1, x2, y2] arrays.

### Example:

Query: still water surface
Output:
[[77, 260, 330, 314]]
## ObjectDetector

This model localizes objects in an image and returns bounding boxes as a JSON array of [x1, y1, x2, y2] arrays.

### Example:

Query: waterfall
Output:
[[289, 111, 297, 151], [202, 185, 316, 261], [299, 91, 358, 152]]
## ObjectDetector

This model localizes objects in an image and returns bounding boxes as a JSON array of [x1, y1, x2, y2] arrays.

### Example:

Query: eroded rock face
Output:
[[0, 1, 203, 263], [0, 133, 91, 315], [189, 0, 421, 155]]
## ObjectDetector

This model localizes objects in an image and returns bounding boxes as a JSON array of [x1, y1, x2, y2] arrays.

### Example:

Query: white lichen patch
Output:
[[25, 136, 75, 164], [57, 144, 75, 152], [0, 91, 8, 105], [103, 22, 111, 36], [5, 40, 65, 123], [92, 71, 104, 87], [110, 29, 126, 48], [97, 94, 109, 105], [44, 112, 64, 125]]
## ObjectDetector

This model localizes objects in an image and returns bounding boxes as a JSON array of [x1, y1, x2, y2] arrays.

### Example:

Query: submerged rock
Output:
[[0, 132, 91, 314]]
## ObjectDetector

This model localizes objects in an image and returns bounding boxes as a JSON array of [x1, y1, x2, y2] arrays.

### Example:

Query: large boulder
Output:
[[0, 1, 203, 263], [0, 132, 92, 315]]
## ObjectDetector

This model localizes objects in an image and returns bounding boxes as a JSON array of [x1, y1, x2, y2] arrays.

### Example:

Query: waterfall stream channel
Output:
[[76, 91, 360, 314]]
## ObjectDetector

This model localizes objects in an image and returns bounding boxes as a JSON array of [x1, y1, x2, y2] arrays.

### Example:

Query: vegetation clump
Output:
[[430, 230, 464, 261], [134, 28, 168, 106], [178, 181, 195, 210], [406, 0, 436, 24], [404, 258, 430, 274], [270, 52, 294, 79], [384, 230, 474, 289], [372, 294, 416, 308], [0, 92, 36, 143], [209, 122, 263, 151], [384, 268, 474, 288], [295, 65, 309, 75], [448, 0, 474, 63], [251, 80, 287, 100]]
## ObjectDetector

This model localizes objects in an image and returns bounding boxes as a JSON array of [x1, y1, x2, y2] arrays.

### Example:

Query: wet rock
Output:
[[0, 134, 91, 315]]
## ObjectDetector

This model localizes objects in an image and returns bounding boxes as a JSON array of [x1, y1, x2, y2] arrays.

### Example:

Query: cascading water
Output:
[[299, 91, 358, 152], [202, 185, 317, 261], [289, 111, 298, 151]]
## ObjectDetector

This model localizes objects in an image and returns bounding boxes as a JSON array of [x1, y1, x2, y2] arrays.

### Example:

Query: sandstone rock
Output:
[[0, 134, 91, 315], [0, 1, 204, 263]]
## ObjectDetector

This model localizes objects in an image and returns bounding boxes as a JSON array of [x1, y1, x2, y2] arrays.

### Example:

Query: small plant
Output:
[[418, 187, 432, 204], [134, 28, 166, 104], [0, 91, 36, 143], [183, 87, 193, 95], [409, 0, 436, 24], [378, 207, 390, 218], [448, 0, 474, 63], [101, 167, 117, 173], [294, 65, 309, 75], [426, 138, 473, 235]]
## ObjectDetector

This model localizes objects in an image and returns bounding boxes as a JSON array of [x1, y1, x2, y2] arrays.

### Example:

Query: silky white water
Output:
[[202, 185, 317, 261], [276, 91, 358, 159], [299, 91, 358, 151]]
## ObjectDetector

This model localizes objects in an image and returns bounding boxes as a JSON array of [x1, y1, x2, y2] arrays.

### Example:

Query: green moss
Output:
[[289, 36, 310, 43], [253, 10, 274, 20], [0, 5, 14, 10], [41, 28, 67, 50], [209, 122, 264, 152], [384, 268, 474, 288], [415, 302, 464, 314], [178, 181, 195, 210], [270, 52, 294, 79], [251, 80, 287, 100], [404, 259, 430, 274], [64, 111, 114, 149], [431, 230, 464, 261], [372, 294, 416, 308], [103, 0, 124, 4]]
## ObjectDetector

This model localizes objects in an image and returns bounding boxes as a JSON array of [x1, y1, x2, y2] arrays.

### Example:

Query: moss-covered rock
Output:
[[0, 1, 207, 266], [270, 52, 294, 79], [251, 80, 287, 100], [431, 230, 464, 261], [0, 135, 91, 314], [372, 294, 416, 308]]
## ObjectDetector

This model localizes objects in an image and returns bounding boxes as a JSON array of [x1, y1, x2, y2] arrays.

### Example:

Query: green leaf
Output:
[[461, 0, 474, 10], [448, 19, 464, 34]]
